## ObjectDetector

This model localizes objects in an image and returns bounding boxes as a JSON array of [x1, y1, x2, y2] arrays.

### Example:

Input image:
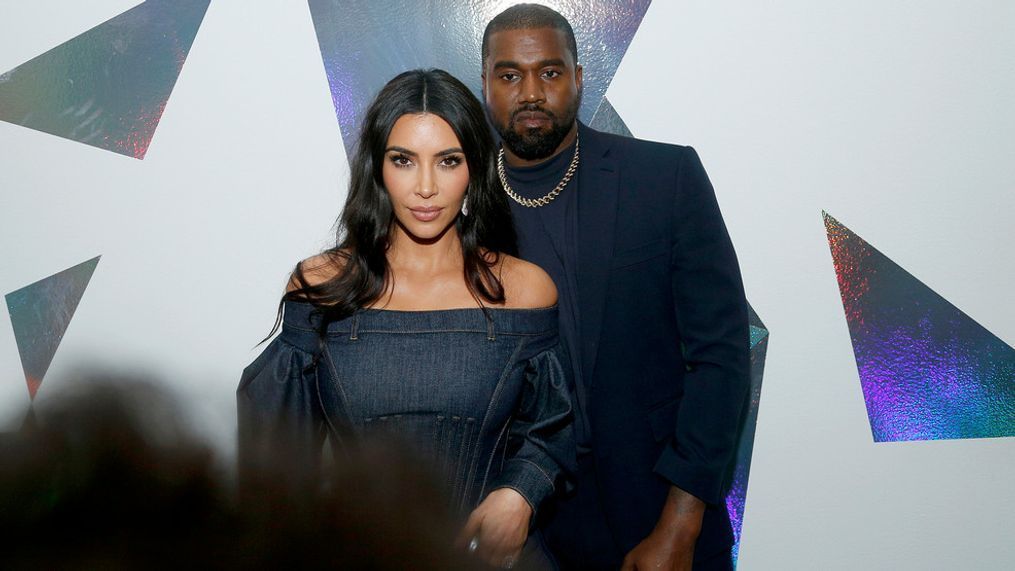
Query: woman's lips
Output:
[[410, 206, 443, 222]]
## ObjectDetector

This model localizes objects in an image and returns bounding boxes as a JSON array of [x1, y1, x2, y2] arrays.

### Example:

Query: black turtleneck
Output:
[[504, 138, 591, 449]]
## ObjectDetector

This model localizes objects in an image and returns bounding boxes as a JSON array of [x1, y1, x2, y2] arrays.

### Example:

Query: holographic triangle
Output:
[[5, 256, 101, 400], [308, 0, 651, 157], [728, 305, 768, 568], [824, 211, 1014, 442], [749, 324, 767, 350], [0, 0, 210, 159], [590, 97, 633, 137]]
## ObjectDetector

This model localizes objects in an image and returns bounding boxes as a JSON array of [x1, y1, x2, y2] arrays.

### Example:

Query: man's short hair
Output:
[[482, 3, 579, 65]]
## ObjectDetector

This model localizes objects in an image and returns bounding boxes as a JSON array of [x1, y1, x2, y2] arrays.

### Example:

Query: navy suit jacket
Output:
[[517, 122, 750, 557]]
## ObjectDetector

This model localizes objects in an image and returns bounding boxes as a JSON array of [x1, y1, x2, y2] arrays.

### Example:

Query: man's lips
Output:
[[409, 206, 443, 222], [514, 110, 551, 127]]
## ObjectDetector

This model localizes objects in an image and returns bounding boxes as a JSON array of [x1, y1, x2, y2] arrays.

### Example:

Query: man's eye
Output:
[[543, 70, 561, 79], [500, 73, 519, 81]]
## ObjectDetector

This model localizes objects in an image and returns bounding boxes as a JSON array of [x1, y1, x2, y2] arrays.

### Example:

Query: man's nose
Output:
[[519, 74, 545, 103]]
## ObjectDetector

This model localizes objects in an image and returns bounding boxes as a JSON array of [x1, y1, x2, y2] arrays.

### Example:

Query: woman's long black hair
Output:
[[269, 69, 516, 336]]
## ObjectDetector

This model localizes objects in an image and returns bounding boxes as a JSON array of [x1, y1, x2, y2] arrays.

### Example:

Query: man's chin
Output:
[[496, 122, 567, 160], [510, 146, 555, 161], [514, 127, 550, 143], [508, 134, 557, 160]]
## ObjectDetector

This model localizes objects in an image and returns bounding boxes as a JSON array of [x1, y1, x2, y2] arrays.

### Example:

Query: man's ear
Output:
[[481, 72, 487, 100], [575, 64, 583, 93]]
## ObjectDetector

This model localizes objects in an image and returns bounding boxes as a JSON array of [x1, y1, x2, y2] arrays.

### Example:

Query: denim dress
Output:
[[238, 300, 576, 526]]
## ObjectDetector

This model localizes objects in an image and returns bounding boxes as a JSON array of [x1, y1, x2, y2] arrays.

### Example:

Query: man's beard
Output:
[[493, 94, 580, 161]]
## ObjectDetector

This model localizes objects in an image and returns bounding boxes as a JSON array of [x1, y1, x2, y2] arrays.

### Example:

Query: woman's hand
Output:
[[457, 488, 533, 568]]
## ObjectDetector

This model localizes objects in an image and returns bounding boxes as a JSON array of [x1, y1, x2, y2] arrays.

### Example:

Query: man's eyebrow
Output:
[[537, 58, 567, 68], [493, 58, 567, 71], [493, 60, 521, 71]]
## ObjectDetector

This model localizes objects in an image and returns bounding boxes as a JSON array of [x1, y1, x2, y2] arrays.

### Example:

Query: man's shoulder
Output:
[[581, 123, 693, 164]]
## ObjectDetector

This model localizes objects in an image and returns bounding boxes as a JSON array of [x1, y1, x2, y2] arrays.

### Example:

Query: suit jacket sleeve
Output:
[[652, 146, 750, 505]]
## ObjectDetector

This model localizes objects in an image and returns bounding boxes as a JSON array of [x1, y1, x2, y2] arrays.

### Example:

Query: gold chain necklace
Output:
[[497, 135, 580, 208]]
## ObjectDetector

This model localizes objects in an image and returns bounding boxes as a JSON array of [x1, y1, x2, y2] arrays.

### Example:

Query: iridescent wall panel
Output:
[[5, 256, 101, 400], [0, 0, 210, 159], [308, 0, 651, 157], [589, 97, 633, 137], [727, 307, 768, 567], [824, 212, 1014, 442]]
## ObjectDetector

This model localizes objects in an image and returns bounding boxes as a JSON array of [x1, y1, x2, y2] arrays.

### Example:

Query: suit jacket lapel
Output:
[[576, 123, 618, 385]]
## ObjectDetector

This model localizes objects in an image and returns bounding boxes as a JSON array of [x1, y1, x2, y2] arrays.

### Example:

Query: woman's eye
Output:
[[390, 154, 413, 167], [439, 155, 463, 168]]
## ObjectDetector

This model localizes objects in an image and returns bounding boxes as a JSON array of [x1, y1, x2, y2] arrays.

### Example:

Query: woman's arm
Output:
[[236, 334, 326, 494], [459, 345, 577, 567]]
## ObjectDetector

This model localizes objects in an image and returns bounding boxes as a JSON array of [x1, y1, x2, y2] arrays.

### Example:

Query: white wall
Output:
[[607, 2, 1015, 568], [0, 0, 348, 452], [1, 2, 1012, 568]]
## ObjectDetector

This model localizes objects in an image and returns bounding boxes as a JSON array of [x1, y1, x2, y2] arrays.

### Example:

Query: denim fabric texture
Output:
[[238, 301, 577, 516]]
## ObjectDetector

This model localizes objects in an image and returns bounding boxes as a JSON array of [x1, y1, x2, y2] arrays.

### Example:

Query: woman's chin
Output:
[[395, 217, 458, 244]]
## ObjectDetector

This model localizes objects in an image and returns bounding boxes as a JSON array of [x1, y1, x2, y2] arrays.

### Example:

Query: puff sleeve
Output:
[[488, 346, 577, 515], [236, 337, 326, 488]]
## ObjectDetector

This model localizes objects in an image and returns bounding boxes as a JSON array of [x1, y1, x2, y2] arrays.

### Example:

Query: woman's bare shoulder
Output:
[[496, 254, 558, 309], [286, 251, 348, 293]]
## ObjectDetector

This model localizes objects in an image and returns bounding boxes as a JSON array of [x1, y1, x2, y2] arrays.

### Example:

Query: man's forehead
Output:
[[486, 27, 574, 62]]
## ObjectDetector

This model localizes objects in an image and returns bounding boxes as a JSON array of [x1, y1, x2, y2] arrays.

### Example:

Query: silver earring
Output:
[[461, 195, 469, 216]]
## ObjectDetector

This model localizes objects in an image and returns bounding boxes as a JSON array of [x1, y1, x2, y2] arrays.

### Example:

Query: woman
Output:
[[237, 69, 575, 569]]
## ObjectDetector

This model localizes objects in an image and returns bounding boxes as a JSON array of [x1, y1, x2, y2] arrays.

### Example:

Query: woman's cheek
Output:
[[382, 168, 412, 200], [442, 168, 469, 199]]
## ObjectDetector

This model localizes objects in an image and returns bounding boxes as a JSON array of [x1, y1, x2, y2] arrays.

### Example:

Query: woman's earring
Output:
[[461, 195, 469, 216]]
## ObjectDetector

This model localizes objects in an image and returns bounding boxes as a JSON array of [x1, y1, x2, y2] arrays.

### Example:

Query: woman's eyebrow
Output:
[[385, 145, 416, 155], [385, 146, 463, 156]]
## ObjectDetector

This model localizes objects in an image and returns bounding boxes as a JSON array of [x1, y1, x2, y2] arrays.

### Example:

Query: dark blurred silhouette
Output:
[[0, 371, 500, 570]]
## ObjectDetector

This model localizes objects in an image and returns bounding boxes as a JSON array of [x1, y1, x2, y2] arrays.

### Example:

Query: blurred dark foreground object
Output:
[[0, 374, 495, 570]]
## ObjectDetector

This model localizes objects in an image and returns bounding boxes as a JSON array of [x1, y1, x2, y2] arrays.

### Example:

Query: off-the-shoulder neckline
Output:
[[283, 299, 558, 314]]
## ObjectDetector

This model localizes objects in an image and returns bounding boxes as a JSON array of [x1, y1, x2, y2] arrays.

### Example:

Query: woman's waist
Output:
[[329, 410, 511, 506]]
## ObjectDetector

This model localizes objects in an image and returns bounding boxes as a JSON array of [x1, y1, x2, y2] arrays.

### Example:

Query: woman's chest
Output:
[[318, 333, 527, 422]]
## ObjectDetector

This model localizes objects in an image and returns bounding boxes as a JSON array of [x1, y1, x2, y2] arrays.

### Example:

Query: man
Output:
[[481, 5, 750, 570]]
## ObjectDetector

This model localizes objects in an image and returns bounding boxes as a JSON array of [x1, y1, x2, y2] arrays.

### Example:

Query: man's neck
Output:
[[503, 122, 579, 168]]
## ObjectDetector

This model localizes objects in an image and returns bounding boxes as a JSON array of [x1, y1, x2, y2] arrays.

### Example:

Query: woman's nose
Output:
[[416, 166, 437, 199]]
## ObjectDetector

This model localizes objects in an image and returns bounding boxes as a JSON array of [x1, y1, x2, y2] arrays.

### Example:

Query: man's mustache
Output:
[[510, 104, 557, 121]]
